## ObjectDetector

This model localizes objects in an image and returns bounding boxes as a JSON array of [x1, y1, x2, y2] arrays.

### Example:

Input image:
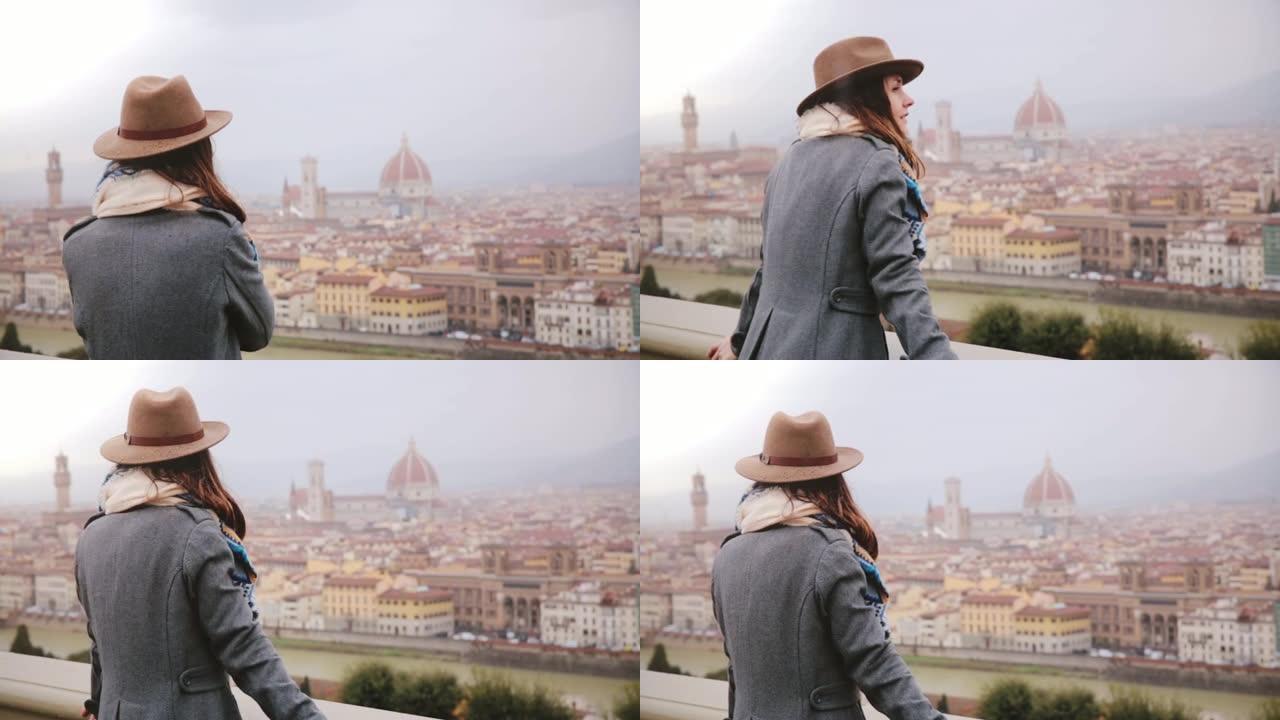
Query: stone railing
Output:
[[639, 670, 974, 720], [639, 295, 1050, 360], [0, 350, 60, 360], [0, 652, 432, 720]]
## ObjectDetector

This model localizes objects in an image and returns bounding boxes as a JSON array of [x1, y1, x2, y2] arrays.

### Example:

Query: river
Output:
[[652, 267, 1264, 354], [641, 643, 1271, 720], [0, 625, 631, 716]]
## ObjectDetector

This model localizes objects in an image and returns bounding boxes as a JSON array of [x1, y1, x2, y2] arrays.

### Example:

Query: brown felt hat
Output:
[[797, 36, 923, 116], [100, 387, 229, 465], [93, 75, 232, 160], [735, 411, 863, 484]]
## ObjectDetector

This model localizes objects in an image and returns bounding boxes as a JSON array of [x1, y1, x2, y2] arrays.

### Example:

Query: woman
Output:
[[75, 387, 323, 720], [62, 75, 274, 359], [712, 411, 942, 719], [708, 37, 954, 359]]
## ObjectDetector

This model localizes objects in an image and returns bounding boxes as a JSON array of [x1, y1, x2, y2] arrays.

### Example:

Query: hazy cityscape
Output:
[[638, 0, 1280, 358], [639, 361, 1280, 720]]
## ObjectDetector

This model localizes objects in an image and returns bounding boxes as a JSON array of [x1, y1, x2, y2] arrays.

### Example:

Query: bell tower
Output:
[[690, 469, 708, 530], [46, 148, 63, 208], [681, 93, 699, 152], [53, 451, 70, 512]]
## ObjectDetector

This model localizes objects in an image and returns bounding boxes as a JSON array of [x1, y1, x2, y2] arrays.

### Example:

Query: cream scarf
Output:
[[98, 467, 187, 514], [736, 485, 877, 565], [796, 102, 867, 140], [92, 168, 206, 218]]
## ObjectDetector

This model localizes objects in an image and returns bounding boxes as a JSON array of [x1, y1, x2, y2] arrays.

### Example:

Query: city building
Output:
[[950, 215, 1016, 272], [53, 452, 69, 513], [960, 593, 1026, 650], [534, 280, 636, 351], [45, 148, 62, 208], [916, 79, 1069, 164], [690, 469, 708, 531], [1167, 221, 1265, 289], [1264, 217, 1280, 289], [368, 285, 448, 335], [322, 575, 391, 633], [21, 267, 70, 313], [374, 588, 455, 638], [0, 570, 34, 612], [541, 582, 640, 650], [1179, 598, 1277, 667], [315, 273, 382, 331], [1002, 228, 1082, 277], [925, 456, 1077, 541], [282, 135, 432, 220], [289, 440, 441, 524], [1013, 605, 1092, 654], [273, 288, 317, 329], [0, 265, 24, 309]]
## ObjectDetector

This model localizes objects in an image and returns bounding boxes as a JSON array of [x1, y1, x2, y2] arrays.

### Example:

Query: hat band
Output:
[[760, 453, 838, 467], [117, 117, 208, 141], [125, 428, 206, 447]]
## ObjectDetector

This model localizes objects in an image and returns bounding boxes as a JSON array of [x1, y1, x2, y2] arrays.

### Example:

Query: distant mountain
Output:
[[1082, 447, 1280, 509], [500, 131, 640, 187]]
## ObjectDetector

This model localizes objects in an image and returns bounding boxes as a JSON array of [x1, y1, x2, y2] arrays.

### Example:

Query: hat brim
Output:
[[734, 446, 864, 484], [93, 110, 232, 161], [100, 420, 229, 465], [796, 59, 924, 116]]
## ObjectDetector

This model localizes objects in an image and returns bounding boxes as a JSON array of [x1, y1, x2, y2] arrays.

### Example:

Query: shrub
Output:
[[640, 266, 680, 299], [66, 648, 93, 664], [463, 671, 573, 720], [966, 302, 1025, 351], [612, 682, 640, 720], [8, 625, 52, 658], [646, 643, 686, 675], [392, 670, 463, 719], [977, 678, 1035, 720], [1103, 686, 1196, 720], [340, 662, 397, 710], [704, 667, 729, 680], [1239, 320, 1280, 360], [693, 288, 743, 308], [1021, 310, 1090, 359], [1090, 310, 1199, 360], [0, 323, 33, 354], [1032, 686, 1100, 720], [1254, 698, 1280, 720], [56, 345, 89, 359]]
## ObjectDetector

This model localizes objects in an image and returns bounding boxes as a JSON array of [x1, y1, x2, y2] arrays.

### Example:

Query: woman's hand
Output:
[[707, 336, 737, 360], [80, 708, 96, 720]]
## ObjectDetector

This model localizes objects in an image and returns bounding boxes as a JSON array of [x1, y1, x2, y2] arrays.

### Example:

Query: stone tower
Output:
[[681, 93, 699, 152], [935, 102, 955, 163], [690, 468, 708, 530], [46, 148, 63, 208], [53, 451, 70, 512], [307, 459, 327, 521], [942, 476, 966, 540], [300, 156, 320, 219]]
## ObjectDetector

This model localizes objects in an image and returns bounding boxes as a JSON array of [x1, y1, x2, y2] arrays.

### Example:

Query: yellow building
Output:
[[316, 273, 380, 331], [375, 589, 455, 637], [1002, 228, 1082, 277], [951, 215, 1016, 266], [1013, 605, 1092, 654], [322, 575, 389, 632], [960, 593, 1025, 650], [369, 285, 448, 335]]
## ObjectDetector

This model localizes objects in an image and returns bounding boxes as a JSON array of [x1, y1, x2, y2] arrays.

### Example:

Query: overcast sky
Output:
[[640, 0, 1280, 143], [0, 0, 638, 198], [641, 362, 1279, 528], [0, 361, 638, 506]]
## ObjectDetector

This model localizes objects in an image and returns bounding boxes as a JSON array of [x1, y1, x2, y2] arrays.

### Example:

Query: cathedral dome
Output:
[[379, 134, 432, 196], [1023, 454, 1075, 509], [1014, 79, 1066, 134], [387, 438, 438, 499]]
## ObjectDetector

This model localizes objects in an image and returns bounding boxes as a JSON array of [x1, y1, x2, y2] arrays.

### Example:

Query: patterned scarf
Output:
[[735, 484, 892, 639], [98, 468, 259, 622], [796, 102, 929, 261]]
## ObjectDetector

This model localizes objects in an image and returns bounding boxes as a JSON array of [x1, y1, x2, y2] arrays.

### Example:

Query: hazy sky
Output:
[[640, 0, 1280, 142], [0, 0, 638, 197], [0, 361, 638, 506], [640, 362, 1279, 527]]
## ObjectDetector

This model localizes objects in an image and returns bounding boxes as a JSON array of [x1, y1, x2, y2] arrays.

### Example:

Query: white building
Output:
[[639, 590, 673, 633], [272, 591, 324, 630], [22, 268, 70, 313], [535, 281, 636, 351], [1178, 598, 1277, 668], [0, 265, 23, 308], [1168, 222, 1265, 289], [273, 289, 317, 329], [541, 582, 639, 651], [33, 572, 77, 614], [896, 609, 963, 648], [0, 570, 34, 612], [670, 590, 716, 633]]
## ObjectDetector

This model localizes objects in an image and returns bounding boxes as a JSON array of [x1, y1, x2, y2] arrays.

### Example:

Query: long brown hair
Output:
[[802, 72, 925, 180], [126, 138, 247, 223], [120, 449, 246, 538], [777, 473, 879, 560]]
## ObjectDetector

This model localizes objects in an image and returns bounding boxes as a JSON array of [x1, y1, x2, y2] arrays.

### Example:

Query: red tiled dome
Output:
[[387, 438, 438, 495], [1014, 79, 1066, 132], [1023, 454, 1075, 508], [380, 134, 432, 189]]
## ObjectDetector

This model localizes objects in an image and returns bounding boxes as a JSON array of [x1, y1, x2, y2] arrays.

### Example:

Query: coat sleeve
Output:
[[73, 558, 101, 716], [223, 224, 275, 352], [856, 150, 956, 360], [815, 540, 942, 720], [710, 575, 735, 719], [182, 519, 325, 720]]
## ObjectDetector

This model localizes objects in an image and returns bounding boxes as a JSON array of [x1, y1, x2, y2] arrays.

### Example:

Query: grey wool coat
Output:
[[711, 525, 943, 720], [75, 505, 324, 720], [62, 207, 274, 359], [731, 134, 956, 359]]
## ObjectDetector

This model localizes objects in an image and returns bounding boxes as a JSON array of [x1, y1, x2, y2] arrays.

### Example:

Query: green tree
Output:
[[1032, 687, 1100, 720], [463, 672, 573, 720], [1239, 320, 1280, 360], [966, 302, 1026, 351], [1253, 697, 1280, 720], [646, 643, 685, 675], [937, 694, 950, 713], [392, 670, 463, 719], [693, 288, 743, 308], [640, 265, 680, 300], [66, 648, 92, 664], [977, 678, 1035, 720], [299, 676, 312, 697], [1104, 686, 1196, 720], [0, 323, 33, 354], [340, 662, 397, 710], [1089, 310, 1198, 360], [612, 682, 640, 720], [1021, 310, 1090, 359], [703, 667, 729, 681], [8, 625, 51, 658]]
